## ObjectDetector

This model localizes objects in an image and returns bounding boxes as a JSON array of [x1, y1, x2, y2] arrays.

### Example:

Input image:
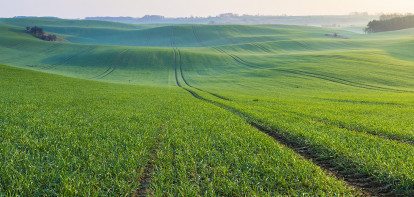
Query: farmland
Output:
[[0, 17, 414, 196]]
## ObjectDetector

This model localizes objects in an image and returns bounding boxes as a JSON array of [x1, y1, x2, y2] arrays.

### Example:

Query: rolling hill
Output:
[[1, 17, 414, 196]]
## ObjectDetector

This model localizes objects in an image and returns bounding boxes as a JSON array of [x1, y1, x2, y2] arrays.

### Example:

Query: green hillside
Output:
[[1, 17, 414, 196]]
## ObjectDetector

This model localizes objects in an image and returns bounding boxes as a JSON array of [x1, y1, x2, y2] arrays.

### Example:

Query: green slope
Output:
[[1, 17, 414, 195]]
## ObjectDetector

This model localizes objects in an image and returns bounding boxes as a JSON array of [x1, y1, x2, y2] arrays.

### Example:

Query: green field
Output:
[[1, 17, 413, 196]]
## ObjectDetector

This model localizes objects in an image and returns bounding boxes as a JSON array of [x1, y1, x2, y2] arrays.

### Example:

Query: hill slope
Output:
[[1, 18, 414, 196]]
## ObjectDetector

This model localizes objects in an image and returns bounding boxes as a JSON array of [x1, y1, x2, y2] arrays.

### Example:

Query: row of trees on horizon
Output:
[[365, 13, 414, 33]]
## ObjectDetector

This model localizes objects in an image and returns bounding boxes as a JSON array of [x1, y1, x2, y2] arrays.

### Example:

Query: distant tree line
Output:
[[25, 26, 57, 41], [364, 14, 414, 33]]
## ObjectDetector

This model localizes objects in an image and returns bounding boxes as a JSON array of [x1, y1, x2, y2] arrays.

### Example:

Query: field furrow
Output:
[[42, 46, 97, 70], [97, 49, 130, 79]]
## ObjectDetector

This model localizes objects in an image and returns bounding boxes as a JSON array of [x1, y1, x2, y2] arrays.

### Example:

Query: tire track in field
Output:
[[41, 46, 97, 70], [1, 43, 63, 63], [170, 25, 182, 87], [211, 46, 256, 68], [191, 25, 206, 47], [145, 28, 152, 46], [0, 41, 28, 62], [295, 40, 313, 50], [4, 40, 25, 48], [183, 26, 232, 100], [92, 49, 130, 79], [194, 25, 254, 68], [215, 26, 237, 45], [273, 68, 411, 93], [286, 110, 414, 145], [173, 47, 182, 87], [183, 26, 395, 196], [174, 48, 392, 195], [176, 49, 231, 101], [179, 86, 396, 197], [250, 42, 272, 53], [209, 43, 411, 93], [133, 134, 161, 197], [215, 25, 272, 53], [313, 117, 414, 145], [202, 28, 409, 93], [170, 25, 175, 48], [249, 103, 414, 146]]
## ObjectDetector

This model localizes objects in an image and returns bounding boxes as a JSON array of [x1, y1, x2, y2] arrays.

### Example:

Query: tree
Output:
[[29, 26, 44, 36], [25, 26, 57, 41]]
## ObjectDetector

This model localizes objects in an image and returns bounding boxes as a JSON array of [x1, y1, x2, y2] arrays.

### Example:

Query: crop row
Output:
[[92, 49, 130, 79], [193, 90, 414, 196], [42, 46, 97, 70]]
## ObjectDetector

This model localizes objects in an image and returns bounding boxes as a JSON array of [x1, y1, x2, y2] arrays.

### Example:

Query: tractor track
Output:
[[314, 54, 411, 70], [173, 26, 231, 101], [210, 46, 252, 67], [133, 136, 160, 197], [4, 40, 25, 48], [173, 48, 181, 87], [178, 85, 398, 197], [209, 44, 410, 93], [250, 42, 272, 53], [176, 48, 231, 101], [170, 25, 175, 48], [274, 68, 411, 93], [1, 43, 63, 63], [93, 49, 129, 79], [295, 41, 313, 50], [42, 46, 97, 70], [215, 26, 237, 45], [132, 25, 181, 194], [288, 110, 414, 145], [191, 25, 206, 47], [178, 25, 231, 101], [145, 29, 152, 46], [184, 25, 406, 196], [252, 103, 414, 146], [172, 27, 399, 194], [201, 30, 409, 94]]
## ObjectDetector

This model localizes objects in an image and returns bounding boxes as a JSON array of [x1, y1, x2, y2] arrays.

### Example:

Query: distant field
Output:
[[0, 18, 413, 196]]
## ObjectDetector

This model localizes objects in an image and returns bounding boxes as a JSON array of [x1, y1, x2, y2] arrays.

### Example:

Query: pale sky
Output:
[[1, 0, 413, 18]]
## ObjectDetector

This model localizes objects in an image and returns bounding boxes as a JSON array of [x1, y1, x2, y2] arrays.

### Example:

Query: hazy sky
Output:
[[1, 0, 413, 18]]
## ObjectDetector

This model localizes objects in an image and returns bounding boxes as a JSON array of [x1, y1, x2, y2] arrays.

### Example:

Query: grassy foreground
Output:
[[0, 64, 354, 196]]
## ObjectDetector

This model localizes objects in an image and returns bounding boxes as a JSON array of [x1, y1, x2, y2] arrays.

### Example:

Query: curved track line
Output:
[[179, 87, 396, 197], [1, 43, 63, 63], [289, 110, 414, 145], [176, 49, 232, 101], [145, 29, 152, 46], [173, 48, 181, 87], [251, 42, 272, 53], [274, 68, 411, 93], [133, 136, 160, 197], [4, 41, 25, 48], [42, 46, 97, 70], [191, 25, 206, 47], [215, 26, 237, 45], [176, 25, 399, 195], [209, 44, 411, 93], [93, 49, 129, 79]]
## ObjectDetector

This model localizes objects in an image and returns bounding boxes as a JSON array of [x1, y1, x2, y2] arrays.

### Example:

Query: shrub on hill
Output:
[[25, 26, 57, 41]]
